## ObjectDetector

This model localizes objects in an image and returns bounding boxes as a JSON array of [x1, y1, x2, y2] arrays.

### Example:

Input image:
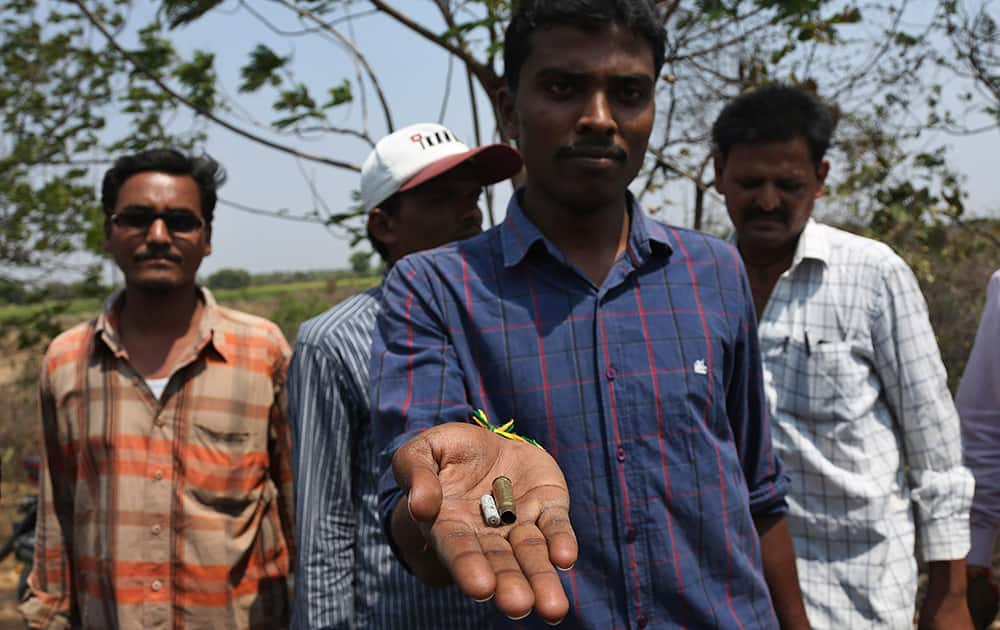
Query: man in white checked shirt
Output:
[[713, 84, 975, 629]]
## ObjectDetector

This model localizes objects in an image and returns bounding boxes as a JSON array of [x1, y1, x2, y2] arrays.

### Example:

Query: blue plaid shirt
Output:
[[372, 194, 789, 629]]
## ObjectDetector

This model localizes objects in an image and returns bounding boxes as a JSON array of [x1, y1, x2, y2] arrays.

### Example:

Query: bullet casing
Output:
[[480, 494, 501, 527], [491, 475, 516, 525]]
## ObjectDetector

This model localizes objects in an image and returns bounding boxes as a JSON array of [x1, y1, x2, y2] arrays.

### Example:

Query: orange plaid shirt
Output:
[[20, 288, 294, 629]]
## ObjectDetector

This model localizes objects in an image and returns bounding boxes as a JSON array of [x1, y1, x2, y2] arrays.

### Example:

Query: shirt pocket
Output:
[[187, 413, 269, 514], [772, 337, 871, 426]]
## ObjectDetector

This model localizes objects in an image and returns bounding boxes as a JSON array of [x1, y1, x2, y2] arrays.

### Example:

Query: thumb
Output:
[[392, 433, 444, 524]]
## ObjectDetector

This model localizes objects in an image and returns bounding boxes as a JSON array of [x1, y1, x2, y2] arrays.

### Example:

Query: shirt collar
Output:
[[499, 190, 673, 269], [790, 218, 830, 269], [725, 217, 830, 270], [94, 286, 229, 362]]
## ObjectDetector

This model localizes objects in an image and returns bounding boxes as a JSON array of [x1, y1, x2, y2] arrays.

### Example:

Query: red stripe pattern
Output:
[[372, 197, 789, 629]]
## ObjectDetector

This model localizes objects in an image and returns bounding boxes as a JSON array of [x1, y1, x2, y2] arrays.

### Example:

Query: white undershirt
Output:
[[145, 376, 169, 400]]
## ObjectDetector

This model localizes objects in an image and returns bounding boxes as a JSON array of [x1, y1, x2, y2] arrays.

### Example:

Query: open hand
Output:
[[391, 422, 577, 624]]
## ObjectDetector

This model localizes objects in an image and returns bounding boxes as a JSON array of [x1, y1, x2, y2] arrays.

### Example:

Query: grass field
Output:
[[0, 275, 380, 324]]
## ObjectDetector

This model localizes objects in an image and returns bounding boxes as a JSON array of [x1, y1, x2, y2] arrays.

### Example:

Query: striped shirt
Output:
[[20, 288, 295, 630], [756, 220, 973, 627], [372, 194, 789, 629], [287, 287, 491, 629]]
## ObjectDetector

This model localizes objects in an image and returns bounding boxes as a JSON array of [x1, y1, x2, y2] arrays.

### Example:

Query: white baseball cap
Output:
[[360, 122, 522, 213]]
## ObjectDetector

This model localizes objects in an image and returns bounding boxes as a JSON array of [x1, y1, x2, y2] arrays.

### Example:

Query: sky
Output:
[[98, 2, 1000, 279], [138, 2, 504, 277]]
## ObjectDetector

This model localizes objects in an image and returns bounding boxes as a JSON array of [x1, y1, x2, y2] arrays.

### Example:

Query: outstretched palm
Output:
[[393, 422, 577, 624]]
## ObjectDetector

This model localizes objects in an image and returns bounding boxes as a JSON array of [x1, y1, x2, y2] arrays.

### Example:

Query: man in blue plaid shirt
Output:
[[369, 1, 811, 628]]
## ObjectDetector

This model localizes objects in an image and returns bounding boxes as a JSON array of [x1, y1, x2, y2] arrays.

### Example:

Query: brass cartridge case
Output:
[[491, 475, 516, 525]]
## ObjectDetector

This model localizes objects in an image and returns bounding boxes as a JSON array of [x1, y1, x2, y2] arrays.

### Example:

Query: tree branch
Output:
[[239, 1, 380, 37], [368, 0, 499, 93], [70, 0, 361, 172], [218, 197, 326, 223], [294, 124, 375, 146], [274, 0, 395, 131]]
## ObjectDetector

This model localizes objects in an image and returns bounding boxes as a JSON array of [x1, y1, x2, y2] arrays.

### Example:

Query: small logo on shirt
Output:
[[693, 359, 708, 375]]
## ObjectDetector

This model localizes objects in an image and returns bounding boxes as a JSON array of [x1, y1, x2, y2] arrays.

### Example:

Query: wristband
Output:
[[471, 408, 544, 450]]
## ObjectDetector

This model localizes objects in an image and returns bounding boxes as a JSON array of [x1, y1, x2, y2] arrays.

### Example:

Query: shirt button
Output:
[[151, 524, 161, 536], [154, 470, 164, 481], [626, 527, 637, 544], [637, 614, 649, 628], [151, 580, 162, 592], [605, 367, 617, 380], [616, 446, 626, 462]]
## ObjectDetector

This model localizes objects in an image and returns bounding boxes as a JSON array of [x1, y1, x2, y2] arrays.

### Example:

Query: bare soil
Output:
[[0, 482, 30, 630]]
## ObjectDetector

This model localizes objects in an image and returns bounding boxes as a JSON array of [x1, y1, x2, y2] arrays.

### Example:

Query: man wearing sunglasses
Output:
[[21, 148, 295, 629]]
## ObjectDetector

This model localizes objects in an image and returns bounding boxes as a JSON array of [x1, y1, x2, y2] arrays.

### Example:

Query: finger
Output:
[[537, 502, 578, 571], [431, 516, 497, 602], [392, 435, 443, 524], [406, 464, 444, 524], [479, 529, 536, 620], [509, 521, 570, 625]]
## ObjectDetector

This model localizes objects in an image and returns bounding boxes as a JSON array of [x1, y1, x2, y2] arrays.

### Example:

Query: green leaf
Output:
[[174, 50, 217, 111], [323, 79, 352, 108], [239, 45, 288, 93], [159, 0, 226, 29], [274, 83, 317, 112]]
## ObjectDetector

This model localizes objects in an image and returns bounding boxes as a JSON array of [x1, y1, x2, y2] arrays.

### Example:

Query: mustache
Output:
[[743, 206, 791, 224], [557, 141, 627, 162], [134, 248, 182, 263]]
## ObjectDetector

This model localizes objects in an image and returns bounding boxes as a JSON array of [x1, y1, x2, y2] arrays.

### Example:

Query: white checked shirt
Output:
[[756, 220, 973, 628]]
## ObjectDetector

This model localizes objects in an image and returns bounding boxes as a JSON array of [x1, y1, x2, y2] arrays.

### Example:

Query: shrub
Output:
[[206, 268, 252, 290]]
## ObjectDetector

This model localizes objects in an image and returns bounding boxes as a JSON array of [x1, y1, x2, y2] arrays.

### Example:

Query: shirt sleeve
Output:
[[957, 269, 1000, 567], [19, 364, 73, 630], [269, 334, 296, 573], [871, 255, 974, 562], [727, 257, 789, 517], [370, 259, 472, 548], [287, 337, 359, 630]]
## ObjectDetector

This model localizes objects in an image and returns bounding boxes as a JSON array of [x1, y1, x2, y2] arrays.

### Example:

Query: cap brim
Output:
[[399, 143, 523, 192]]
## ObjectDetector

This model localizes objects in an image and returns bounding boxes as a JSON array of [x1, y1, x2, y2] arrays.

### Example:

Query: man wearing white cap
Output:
[[288, 123, 522, 630]]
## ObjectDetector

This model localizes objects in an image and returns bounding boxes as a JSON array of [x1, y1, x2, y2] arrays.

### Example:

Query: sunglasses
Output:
[[110, 209, 206, 234]]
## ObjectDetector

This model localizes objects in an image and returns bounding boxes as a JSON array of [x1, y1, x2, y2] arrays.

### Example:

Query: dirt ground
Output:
[[0, 481, 30, 630], [0, 559, 23, 630]]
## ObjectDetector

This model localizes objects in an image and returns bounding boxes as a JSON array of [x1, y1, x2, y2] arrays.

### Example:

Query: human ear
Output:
[[102, 219, 113, 255], [712, 151, 726, 192], [497, 86, 520, 141], [815, 159, 831, 198], [367, 208, 398, 249]]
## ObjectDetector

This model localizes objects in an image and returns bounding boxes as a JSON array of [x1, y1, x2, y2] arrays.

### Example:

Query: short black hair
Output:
[[503, 0, 666, 90], [101, 148, 226, 225], [711, 83, 837, 168], [367, 194, 400, 263]]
